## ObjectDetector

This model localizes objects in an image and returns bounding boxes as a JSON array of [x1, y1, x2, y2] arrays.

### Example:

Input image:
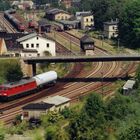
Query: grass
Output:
[[48, 32, 80, 53]]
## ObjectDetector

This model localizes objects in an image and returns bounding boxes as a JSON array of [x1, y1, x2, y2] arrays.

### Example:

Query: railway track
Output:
[[0, 29, 138, 125], [0, 13, 17, 33]]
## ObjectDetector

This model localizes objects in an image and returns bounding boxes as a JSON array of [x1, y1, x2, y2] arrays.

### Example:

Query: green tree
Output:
[[84, 93, 104, 117], [0, 122, 5, 140], [69, 93, 107, 140], [106, 94, 133, 120], [119, 0, 140, 48], [45, 126, 69, 140], [119, 123, 140, 140], [5, 63, 23, 82]]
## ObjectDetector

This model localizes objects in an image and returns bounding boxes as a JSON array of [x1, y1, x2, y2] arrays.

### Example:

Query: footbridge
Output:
[[23, 55, 140, 75]]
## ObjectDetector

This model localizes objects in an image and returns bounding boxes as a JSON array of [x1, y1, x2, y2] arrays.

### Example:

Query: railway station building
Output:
[[16, 32, 56, 57], [0, 32, 56, 57]]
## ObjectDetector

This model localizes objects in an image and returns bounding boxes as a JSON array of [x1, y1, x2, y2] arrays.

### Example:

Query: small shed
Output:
[[123, 80, 135, 95], [22, 102, 55, 120], [43, 95, 71, 111], [80, 35, 95, 55]]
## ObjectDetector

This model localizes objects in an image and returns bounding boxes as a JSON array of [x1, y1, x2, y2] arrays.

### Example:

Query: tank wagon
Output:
[[0, 71, 57, 101], [4, 9, 25, 32]]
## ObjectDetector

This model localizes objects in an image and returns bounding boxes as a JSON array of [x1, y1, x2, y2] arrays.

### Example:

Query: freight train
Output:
[[4, 9, 25, 32], [0, 71, 57, 101]]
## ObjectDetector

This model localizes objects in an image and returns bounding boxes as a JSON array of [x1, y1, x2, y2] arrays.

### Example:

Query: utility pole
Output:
[[69, 36, 72, 55], [117, 38, 120, 53], [101, 71, 104, 96]]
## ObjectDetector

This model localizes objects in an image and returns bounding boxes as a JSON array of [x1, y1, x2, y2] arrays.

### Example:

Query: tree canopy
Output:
[[5, 63, 23, 82]]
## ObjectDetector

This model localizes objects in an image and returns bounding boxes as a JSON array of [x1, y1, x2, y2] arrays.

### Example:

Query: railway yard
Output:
[[0, 10, 138, 127]]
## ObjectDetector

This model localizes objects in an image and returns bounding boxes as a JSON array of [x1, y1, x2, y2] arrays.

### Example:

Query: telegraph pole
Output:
[[117, 38, 120, 52], [101, 71, 104, 96]]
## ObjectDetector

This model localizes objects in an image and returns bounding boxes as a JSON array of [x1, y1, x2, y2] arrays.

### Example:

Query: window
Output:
[[46, 43, 49, 48], [113, 26, 115, 30], [37, 37, 39, 40], [36, 44, 39, 48], [26, 44, 29, 48], [86, 18, 88, 22], [23, 111, 29, 117], [91, 18, 93, 21], [31, 44, 34, 48]]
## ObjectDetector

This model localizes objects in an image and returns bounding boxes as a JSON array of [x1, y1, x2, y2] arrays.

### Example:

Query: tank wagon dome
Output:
[[33, 71, 57, 86]]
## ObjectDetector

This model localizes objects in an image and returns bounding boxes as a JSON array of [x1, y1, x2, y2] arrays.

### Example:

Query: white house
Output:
[[76, 11, 94, 30], [103, 20, 118, 39], [17, 33, 56, 57]]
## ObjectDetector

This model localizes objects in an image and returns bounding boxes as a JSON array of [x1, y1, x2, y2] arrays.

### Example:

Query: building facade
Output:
[[45, 8, 71, 21], [22, 103, 55, 120], [103, 20, 118, 39], [17, 33, 56, 57], [76, 12, 94, 30]]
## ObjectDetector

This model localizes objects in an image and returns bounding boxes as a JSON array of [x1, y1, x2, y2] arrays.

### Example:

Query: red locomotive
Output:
[[4, 9, 25, 32], [0, 71, 57, 101]]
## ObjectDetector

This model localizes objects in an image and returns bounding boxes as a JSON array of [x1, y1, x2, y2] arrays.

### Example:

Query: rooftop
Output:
[[104, 20, 118, 25], [80, 35, 94, 43], [43, 95, 70, 106], [16, 32, 37, 42], [123, 80, 135, 90], [46, 8, 69, 15], [22, 102, 54, 110]]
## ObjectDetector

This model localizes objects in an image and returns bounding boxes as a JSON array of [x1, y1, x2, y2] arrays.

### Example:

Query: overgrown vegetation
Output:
[[38, 63, 73, 77], [0, 59, 21, 83]]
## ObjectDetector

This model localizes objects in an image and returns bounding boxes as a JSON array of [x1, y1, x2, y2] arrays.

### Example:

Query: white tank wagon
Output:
[[33, 71, 57, 86]]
